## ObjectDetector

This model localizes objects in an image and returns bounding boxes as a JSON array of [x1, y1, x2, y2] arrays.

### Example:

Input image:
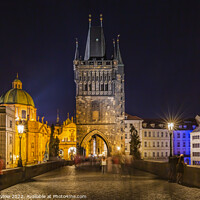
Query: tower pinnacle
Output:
[[74, 38, 79, 60], [116, 35, 123, 65]]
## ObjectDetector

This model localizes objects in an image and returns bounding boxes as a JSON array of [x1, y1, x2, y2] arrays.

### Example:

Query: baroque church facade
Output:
[[74, 15, 125, 156]]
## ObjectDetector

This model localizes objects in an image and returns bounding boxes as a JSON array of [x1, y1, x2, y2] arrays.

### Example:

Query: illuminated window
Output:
[[183, 133, 186, 138], [10, 120, 12, 128]]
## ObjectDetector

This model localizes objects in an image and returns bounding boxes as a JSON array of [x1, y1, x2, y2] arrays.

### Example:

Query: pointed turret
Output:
[[84, 14, 106, 60], [113, 39, 117, 60], [74, 38, 79, 60], [56, 109, 59, 124], [116, 35, 123, 65]]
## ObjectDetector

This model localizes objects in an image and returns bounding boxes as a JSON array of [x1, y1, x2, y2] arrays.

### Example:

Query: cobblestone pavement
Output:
[[1, 165, 200, 200]]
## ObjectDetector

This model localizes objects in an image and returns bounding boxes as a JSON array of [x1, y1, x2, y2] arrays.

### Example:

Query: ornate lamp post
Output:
[[17, 122, 24, 167], [168, 122, 174, 157]]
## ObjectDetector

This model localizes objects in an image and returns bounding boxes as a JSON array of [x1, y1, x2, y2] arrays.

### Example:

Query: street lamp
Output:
[[167, 122, 174, 157], [17, 122, 24, 167]]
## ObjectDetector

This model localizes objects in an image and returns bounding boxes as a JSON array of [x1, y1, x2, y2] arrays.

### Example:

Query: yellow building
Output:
[[55, 116, 76, 160], [0, 75, 50, 167]]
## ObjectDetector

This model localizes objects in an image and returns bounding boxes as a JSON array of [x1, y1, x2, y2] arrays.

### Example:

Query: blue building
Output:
[[173, 119, 197, 165]]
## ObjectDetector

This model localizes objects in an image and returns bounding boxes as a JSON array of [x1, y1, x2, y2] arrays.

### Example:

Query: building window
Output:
[[153, 142, 155, 147], [183, 133, 186, 138], [31, 143, 34, 148], [157, 132, 159, 137], [125, 134, 127, 139], [183, 142, 186, 147], [9, 136, 12, 145], [193, 135, 200, 140], [178, 151, 180, 155], [22, 110, 26, 119], [148, 142, 151, 147], [101, 84, 104, 91], [166, 152, 168, 157], [153, 132, 155, 137], [149, 131, 151, 137], [125, 124, 127, 128], [177, 142, 180, 147], [144, 152, 147, 157], [183, 125, 187, 129], [177, 133, 180, 138], [144, 131, 147, 137], [125, 145, 127, 151], [10, 120, 12, 128], [157, 152, 159, 157], [105, 84, 108, 91], [144, 142, 147, 147], [165, 132, 168, 137], [153, 152, 155, 157], [157, 142, 159, 147], [161, 142, 163, 147], [161, 132, 163, 137], [89, 84, 92, 91], [161, 152, 163, 157], [166, 142, 168, 147]]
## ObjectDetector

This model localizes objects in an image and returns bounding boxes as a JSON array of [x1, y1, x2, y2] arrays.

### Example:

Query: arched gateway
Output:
[[74, 15, 125, 156], [80, 130, 111, 156]]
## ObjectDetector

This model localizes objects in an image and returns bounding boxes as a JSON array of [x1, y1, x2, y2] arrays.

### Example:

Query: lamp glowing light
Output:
[[17, 124, 24, 134], [168, 122, 174, 131], [117, 146, 120, 151]]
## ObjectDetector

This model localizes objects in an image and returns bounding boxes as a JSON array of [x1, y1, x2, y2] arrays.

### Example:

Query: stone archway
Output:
[[80, 130, 111, 156]]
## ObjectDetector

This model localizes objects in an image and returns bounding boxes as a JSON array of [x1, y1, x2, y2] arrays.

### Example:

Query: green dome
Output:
[[0, 88, 35, 107]]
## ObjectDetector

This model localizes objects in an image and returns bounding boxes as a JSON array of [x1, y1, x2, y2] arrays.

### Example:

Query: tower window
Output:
[[89, 84, 92, 91], [105, 84, 108, 91], [84, 84, 88, 91], [96, 38, 99, 42], [101, 84, 104, 91]]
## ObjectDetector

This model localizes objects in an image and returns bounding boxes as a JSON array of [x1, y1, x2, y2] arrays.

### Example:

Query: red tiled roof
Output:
[[125, 113, 143, 120]]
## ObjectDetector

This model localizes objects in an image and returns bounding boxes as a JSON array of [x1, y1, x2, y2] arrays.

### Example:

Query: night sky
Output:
[[1, 0, 200, 124]]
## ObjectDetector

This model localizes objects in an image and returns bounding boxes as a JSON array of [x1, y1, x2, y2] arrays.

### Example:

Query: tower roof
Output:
[[84, 15, 106, 60]]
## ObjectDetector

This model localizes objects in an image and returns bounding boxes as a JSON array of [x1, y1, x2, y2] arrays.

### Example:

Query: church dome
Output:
[[0, 75, 35, 107]]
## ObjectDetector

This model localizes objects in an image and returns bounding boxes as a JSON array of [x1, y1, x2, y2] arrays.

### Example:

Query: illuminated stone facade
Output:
[[74, 16, 125, 156], [55, 117, 76, 160], [0, 76, 50, 168]]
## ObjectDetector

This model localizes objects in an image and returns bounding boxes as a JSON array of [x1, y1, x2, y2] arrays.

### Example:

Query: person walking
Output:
[[101, 156, 107, 174], [176, 154, 186, 184]]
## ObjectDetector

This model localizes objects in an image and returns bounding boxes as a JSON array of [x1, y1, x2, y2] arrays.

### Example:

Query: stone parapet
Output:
[[133, 160, 200, 188], [0, 160, 73, 190]]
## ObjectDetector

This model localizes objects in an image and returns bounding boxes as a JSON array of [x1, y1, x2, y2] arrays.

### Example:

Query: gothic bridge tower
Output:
[[74, 14, 125, 156]]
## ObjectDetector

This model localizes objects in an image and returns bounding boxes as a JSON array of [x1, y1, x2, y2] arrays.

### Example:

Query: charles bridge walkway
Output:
[[1, 164, 200, 200]]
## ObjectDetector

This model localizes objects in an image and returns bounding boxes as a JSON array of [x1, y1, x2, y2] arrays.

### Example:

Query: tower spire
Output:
[[89, 14, 92, 27], [100, 14, 103, 27], [113, 39, 117, 60], [16, 73, 19, 79], [56, 109, 59, 124], [117, 35, 123, 65], [74, 38, 79, 60]]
